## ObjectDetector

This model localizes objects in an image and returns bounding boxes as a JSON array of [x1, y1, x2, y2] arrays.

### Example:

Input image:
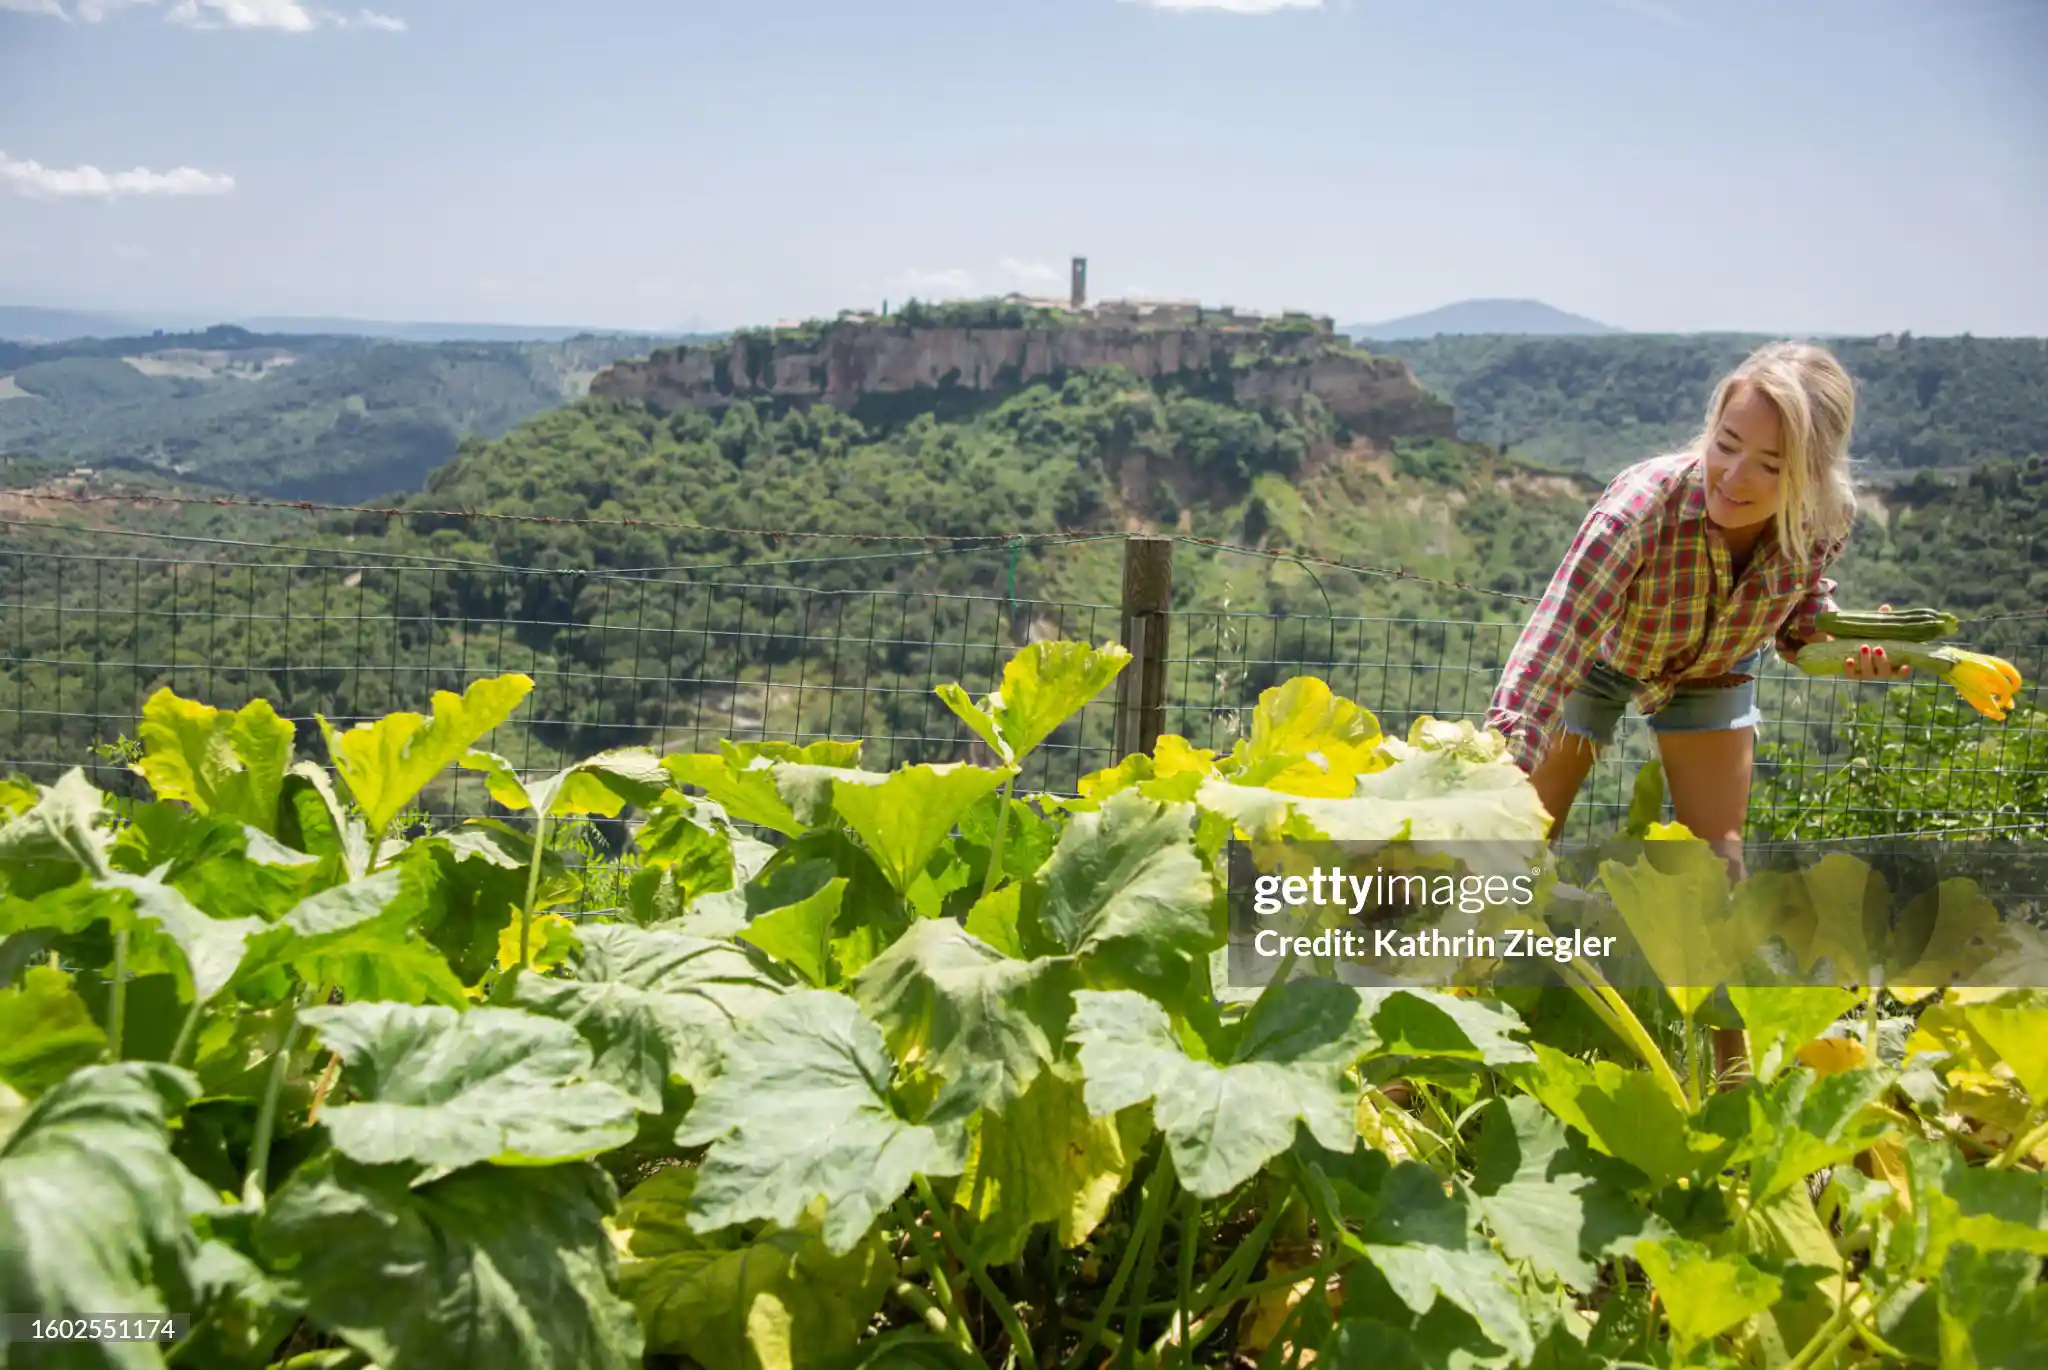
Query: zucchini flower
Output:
[[1794, 640, 2024, 721], [1944, 648, 2023, 721]]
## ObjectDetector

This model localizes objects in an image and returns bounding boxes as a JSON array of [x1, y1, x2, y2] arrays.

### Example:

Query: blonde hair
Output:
[[1692, 341, 1858, 561]]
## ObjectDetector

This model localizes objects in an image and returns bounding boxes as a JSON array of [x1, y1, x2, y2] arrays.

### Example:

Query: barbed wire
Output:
[[6, 487, 1031, 545], [10, 488, 2043, 623]]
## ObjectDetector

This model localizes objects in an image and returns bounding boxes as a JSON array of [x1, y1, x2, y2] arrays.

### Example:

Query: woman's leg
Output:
[[1655, 725, 1756, 871], [1530, 732, 1601, 843], [1655, 724, 1757, 1086]]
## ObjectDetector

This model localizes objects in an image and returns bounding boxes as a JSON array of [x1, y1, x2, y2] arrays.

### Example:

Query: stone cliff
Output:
[[588, 322, 1457, 443]]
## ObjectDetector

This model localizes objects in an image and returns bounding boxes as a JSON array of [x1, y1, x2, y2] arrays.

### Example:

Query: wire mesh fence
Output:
[[1165, 606, 2048, 841], [4, 535, 2044, 858]]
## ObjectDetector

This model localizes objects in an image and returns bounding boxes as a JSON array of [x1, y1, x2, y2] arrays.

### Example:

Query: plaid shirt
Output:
[[1487, 451, 1846, 770]]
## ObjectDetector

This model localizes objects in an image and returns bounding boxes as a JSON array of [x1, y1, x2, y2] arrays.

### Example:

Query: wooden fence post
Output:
[[1113, 535, 1174, 761]]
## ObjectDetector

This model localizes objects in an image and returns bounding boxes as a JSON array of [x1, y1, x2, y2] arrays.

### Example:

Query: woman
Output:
[[1486, 340, 1907, 852]]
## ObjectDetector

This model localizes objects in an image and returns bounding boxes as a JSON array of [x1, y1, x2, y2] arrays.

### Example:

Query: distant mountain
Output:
[[0, 327, 687, 501], [1346, 298, 1621, 341], [230, 317, 685, 344], [0, 305, 709, 345], [1378, 332, 2048, 477], [0, 306, 164, 342]]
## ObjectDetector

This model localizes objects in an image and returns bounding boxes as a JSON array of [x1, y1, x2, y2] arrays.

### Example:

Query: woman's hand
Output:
[[1809, 603, 1914, 681]]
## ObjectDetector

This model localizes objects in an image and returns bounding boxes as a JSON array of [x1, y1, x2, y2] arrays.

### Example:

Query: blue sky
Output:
[[1, 0, 2042, 334]]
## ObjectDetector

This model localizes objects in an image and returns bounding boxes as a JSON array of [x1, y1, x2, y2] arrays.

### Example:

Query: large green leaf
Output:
[[459, 747, 669, 819], [131, 688, 296, 836], [173, 1233, 302, 1370], [1506, 1043, 1733, 1189], [1959, 990, 2048, 1103], [255, 1154, 642, 1370], [1892, 879, 2006, 989], [1069, 981, 1371, 1197], [5, 869, 267, 1008], [1634, 1237, 1781, 1358], [0, 776, 35, 819], [406, 824, 562, 986], [1905, 1138, 2048, 1271], [934, 639, 1129, 764], [662, 740, 861, 837], [1938, 1243, 2048, 1370], [849, 918, 1069, 1119], [1741, 1066, 1893, 1205], [0, 1063, 202, 1370], [1363, 988, 1535, 1065], [821, 763, 1008, 896], [1741, 854, 1887, 982], [1598, 841, 1753, 1022], [733, 831, 908, 981], [278, 759, 371, 882], [675, 990, 969, 1256], [962, 884, 1024, 959], [1195, 731, 1551, 850], [0, 964, 108, 1097], [0, 768, 113, 891], [737, 877, 846, 987], [1467, 1095, 1663, 1292], [952, 1060, 1145, 1264], [108, 804, 321, 925], [1727, 984, 1861, 1082], [615, 1166, 893, 1370], [1351, 1160, 1536, 1362], [1019, 789, 1216, 999], [1224, 676, 1387, 795], [300, 1002, 640, 1168], [631, 790, 743, 906], [99, 873, 266, 1006], [318, 672, 533, 836], [507, 923, 788, 1111], [236, 863, 467, 1008]]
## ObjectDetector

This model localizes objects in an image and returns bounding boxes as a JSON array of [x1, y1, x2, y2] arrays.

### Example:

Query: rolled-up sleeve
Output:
[[1773, 538, 1848, 664], [1487, 508, 1643, 772]]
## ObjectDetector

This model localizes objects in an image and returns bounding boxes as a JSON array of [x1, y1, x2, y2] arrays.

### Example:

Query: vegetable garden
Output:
[[1, 640, 2043, 1369]]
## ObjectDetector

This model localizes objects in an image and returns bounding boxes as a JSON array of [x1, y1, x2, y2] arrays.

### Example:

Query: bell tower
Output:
[[1070, 256, 1088, 310]]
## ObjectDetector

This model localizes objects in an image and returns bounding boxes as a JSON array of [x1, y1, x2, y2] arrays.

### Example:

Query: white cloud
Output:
[[164, 0, 404, 29], [0, 151, 236, 200], [887, 267, 977, 301], [1120, 0, 1322, 13], [2, 0, 401, 23], [998, 257, 1063, 289], [167, 0, 314, 29], [112, 242, 153, 260]]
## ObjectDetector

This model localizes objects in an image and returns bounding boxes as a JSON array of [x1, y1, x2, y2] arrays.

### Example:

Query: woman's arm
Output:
[[1773, 539, 1911, 680], [1487, 508, 1643, 771], [1773, 537, 1847, 664]]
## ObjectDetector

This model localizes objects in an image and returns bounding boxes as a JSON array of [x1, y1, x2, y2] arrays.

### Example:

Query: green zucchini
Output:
[[1814, 607, 1959, 642]]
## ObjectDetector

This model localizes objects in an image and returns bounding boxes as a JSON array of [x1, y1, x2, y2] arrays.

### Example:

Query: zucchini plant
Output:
[[0, 641, 2043, 1370]]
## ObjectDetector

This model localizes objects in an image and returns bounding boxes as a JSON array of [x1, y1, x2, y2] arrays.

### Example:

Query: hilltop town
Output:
[[825, 256, 1332, 335], [584, 255, 1435, 436]]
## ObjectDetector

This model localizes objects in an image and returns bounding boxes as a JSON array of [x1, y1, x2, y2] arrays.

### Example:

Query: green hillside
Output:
[[4, 338, 2043, 842], [1382, 332, 2048, 477], [0, 326, 688, 501], [0, 370, 1601, 786]]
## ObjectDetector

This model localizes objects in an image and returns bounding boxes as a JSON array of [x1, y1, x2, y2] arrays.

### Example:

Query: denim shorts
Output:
[[1560, 647, 1767, 748]]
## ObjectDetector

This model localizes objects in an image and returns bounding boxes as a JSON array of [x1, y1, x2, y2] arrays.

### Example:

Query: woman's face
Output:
[[1703, 382, 1785, 531]]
